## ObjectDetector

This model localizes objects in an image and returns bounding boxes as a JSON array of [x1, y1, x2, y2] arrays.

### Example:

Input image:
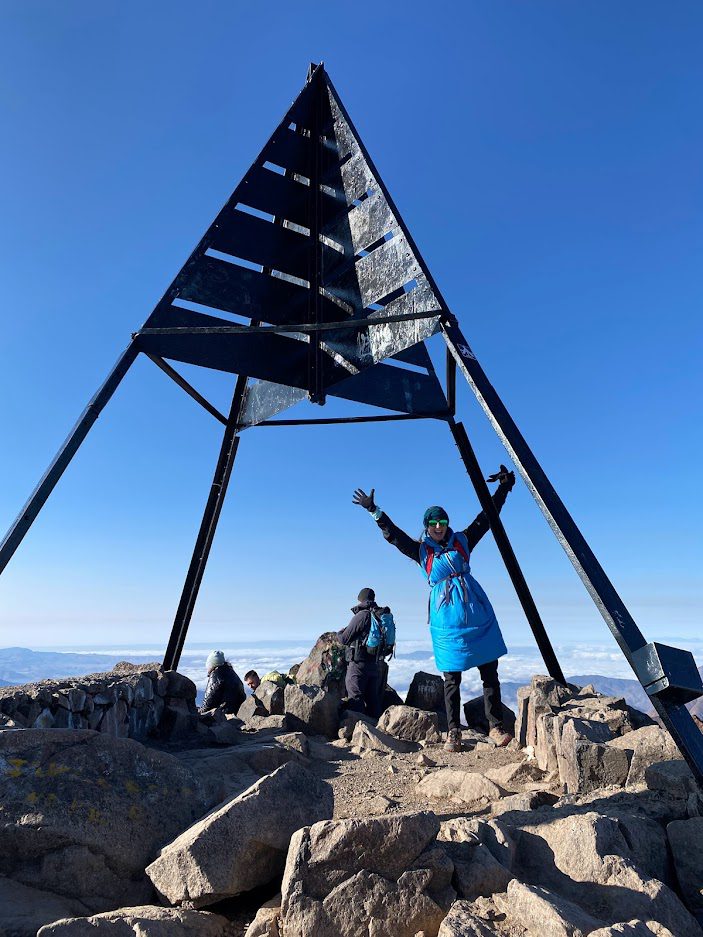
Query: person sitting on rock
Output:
[[337, 588, 384, 719], [244, 669, 291, 693], [200, 651, 246, 714], [353, 469, 516, 752], [244, 670, 260, 693]]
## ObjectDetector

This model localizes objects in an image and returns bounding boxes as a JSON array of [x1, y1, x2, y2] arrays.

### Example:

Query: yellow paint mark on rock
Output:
[[7, 758, 28, 778], [46, 762, 69, 777]]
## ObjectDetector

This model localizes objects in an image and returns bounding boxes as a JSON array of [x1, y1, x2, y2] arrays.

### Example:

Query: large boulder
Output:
[[667, 817, 703, 916], [606, 725, 680, 788], [437, 901, 497, 936], [37, 905, 230, 935], [295, 633, 346, 691], [244, 895, 281, 937], [284, 683, 340, 738], [508, 810, 700, 935], [377, 705, 442, 743], [483, 759, 546, 792], [494, 879, 605, 935], [441, 838, 512, 901], [406, 671, 444, 712], [557, 718, 630, 794], [237, 695, 267, 722], [0, 875, 91, 937], [338, 710, 376, 741], [645, 759, 698, 798], [256, 680, 285, 716], [146, 761, 333, 908], [350, 720, 420, 755], [418, 769, 505, 805], [280, 811, 453, 937], [0, 729, 210, 911], [517, 676, 642, 792]]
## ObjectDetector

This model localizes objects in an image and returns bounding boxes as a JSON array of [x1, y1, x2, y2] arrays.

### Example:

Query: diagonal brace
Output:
[[145, 353, 228, 425], [449, 418, 566, 685], [441, 315, 703, 786], [0, 343, 139, 576]]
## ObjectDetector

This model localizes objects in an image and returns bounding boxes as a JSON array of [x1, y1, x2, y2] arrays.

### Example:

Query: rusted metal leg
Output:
[[442, 316, 703, 786], [0, 343, 139, 577], [163, 374, 248, 672], [449, 418, 566, 685]]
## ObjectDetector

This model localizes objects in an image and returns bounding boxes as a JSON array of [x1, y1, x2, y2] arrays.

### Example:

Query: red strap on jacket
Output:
[[423, 534, 469, 577]]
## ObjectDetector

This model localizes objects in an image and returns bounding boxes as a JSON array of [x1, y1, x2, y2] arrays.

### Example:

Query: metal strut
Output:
[[0, 343, 139, 577], [441, 315, 703, 785], [162, 374, 248, 672], [449, 418, 566, 685]]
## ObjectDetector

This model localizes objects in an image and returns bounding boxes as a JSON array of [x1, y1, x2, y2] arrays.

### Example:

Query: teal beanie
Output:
[[423, 505, 449, 528]]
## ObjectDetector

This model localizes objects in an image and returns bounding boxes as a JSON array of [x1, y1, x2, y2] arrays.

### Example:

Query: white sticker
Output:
[[457, 343, 477, 361]]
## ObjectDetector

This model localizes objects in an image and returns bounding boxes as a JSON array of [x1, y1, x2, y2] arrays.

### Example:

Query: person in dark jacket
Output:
[[200, 650, 246, 714], [338, 588, 384, 718], [353, 466, 515, 752]]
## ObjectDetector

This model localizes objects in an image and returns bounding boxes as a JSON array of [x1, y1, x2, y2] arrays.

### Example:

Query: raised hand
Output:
[[352, 487, 376, 511], [486, 464, 515, 489]]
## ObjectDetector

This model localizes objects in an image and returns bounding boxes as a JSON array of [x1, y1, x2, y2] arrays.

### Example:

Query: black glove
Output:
[[352, 487, 376, 511], [486, 464, 515, 489]]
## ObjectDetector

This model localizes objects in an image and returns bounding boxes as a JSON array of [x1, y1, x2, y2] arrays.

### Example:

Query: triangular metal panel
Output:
[[136, 64, 448, 422]]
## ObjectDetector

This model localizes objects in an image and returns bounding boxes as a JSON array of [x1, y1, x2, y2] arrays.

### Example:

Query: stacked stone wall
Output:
[[0, 661, 197, 740]]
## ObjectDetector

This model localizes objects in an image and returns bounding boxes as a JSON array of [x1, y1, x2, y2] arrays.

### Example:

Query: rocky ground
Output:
[[1, 635, 702, 937]]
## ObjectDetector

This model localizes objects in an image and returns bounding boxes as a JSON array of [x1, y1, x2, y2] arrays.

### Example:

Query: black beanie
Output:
[[358, 587, 375, 603]]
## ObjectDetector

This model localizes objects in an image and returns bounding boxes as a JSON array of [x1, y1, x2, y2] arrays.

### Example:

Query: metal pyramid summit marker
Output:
[[136, 62, 446, 424], [2, 63, 702, 785]]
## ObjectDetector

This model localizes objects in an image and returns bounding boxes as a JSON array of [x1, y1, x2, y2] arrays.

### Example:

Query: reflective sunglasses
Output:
[[427, 519, 448, 528]]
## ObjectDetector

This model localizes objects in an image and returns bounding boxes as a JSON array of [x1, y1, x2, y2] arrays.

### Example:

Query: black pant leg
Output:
[[478, 659, 503, 729], [363, 664, 381, 719], [443, 671, 462, 731], [345, 662, 365, 713]]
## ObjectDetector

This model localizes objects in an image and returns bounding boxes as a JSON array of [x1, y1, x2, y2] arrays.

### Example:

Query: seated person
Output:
[[200, 650, 245, 714], [245, 669, 292, 693]]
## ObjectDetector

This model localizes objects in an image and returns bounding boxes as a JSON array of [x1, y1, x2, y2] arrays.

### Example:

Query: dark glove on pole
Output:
[[352, 488, 376, 512], [486, 464, 516, 490]]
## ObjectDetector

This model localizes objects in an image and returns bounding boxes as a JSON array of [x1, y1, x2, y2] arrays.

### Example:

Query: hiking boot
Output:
[[444, 729, 463, 753], [488, 726, 513, 747]]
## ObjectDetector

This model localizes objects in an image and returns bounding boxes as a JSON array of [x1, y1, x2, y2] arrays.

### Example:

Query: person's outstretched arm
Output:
[[462, 465, 516, 551], [353, 487, 419, 563]]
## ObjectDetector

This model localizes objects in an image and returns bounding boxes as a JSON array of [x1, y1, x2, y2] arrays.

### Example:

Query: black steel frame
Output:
[[2, 62, 701, 785]]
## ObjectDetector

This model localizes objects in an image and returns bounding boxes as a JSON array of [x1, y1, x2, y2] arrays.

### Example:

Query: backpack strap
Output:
[[421, 532, 469, 579], [422, 544, 435, 577], [453, 532, 470, 564]]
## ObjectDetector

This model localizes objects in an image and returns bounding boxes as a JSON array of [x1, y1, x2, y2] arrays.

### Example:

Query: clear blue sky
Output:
[[1, 2, 701, 657]]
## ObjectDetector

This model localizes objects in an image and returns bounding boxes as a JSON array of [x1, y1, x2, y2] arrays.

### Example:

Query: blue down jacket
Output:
[[419, 529, 507, 673]]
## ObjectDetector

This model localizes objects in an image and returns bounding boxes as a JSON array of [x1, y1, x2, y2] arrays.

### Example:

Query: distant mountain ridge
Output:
[[0, 646, 157, 687]]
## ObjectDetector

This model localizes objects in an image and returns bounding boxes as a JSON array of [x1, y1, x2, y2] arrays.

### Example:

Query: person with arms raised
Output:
[[352, 467, 515, 752]]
